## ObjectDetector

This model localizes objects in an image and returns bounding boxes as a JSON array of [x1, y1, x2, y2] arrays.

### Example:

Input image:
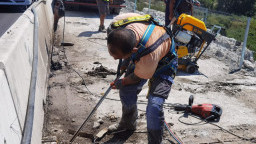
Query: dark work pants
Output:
[[165, 0, 171, 26], [119, 72, 174, 144]]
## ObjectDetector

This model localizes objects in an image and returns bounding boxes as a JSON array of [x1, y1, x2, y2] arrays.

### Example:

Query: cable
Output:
[[209, 122, 254, 142], [178, 113, 255, 142], [164, 121, 184, 144], [72, 69, 94, 95], [178, 113, 206, 126], [105, 97, 180, 111], [57, 1, 96, 97]]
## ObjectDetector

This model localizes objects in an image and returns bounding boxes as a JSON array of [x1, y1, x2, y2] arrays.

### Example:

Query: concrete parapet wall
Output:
[[0, 69, 22, 144], [0, 0, 54, 143]]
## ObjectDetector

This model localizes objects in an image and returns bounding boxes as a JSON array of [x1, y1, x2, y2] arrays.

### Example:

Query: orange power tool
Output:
[[174, 95, 222, 121]]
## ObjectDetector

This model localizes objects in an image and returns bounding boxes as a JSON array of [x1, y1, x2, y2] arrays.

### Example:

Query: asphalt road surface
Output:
[[0, 6, 24, 37]]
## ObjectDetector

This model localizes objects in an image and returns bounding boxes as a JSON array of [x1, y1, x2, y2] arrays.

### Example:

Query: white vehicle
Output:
[[0, 0, 33, 6]]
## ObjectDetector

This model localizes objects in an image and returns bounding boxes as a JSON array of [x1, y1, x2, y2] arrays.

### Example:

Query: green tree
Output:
[[199, 0, 216, 9], [217, 0, 256, 16]]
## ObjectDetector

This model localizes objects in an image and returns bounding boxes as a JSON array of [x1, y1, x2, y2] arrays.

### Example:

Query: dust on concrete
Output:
[[43, 6, 256, 144]]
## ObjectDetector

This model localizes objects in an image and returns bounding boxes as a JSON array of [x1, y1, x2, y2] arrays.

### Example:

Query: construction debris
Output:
[[95, 128, 108, 139], [93, 122, 101, 129], [87, 65, 116, 78], [42, 136, 58, 144], [67, 129, 94, 140]]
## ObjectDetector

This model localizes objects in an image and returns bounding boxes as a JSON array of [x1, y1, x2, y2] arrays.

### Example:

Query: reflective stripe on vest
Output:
[[112, 14, 155, 28]]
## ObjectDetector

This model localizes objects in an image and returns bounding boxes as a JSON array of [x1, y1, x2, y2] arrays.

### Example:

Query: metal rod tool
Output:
[[69, 60, 124, 143]]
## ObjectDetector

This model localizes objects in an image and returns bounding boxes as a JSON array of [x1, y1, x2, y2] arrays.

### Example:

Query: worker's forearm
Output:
[[122, 73, 142, 85], [169, 0, 176, 20]]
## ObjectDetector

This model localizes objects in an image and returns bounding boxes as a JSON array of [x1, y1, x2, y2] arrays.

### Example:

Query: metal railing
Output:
[[20, 1, 41, 143]]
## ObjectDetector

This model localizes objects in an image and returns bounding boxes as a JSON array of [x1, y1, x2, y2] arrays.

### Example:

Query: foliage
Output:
[[199, 0, 216, 9], [247, 18, 256, 59], [151, 1, 165, 12], [136, 0, 147, 11], [216, 0, 256, 17], [134, 0, 256, 59], [136, 0, 165, 12], [206, 14, 256, 59]]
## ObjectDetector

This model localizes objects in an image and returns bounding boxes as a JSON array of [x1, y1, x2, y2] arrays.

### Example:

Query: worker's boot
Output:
[[108, 104, 137, 132], [98, 25, 105, 32], [148, 129, 163, 144]]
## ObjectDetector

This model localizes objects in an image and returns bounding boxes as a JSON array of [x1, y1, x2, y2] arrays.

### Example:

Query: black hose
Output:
[[116, 59, 122, 77]]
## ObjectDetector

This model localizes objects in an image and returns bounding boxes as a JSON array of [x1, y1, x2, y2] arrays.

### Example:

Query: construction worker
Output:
[[165, 0, 200, 26], [96, 0, 112, 31], [107, 13, 178, 143]]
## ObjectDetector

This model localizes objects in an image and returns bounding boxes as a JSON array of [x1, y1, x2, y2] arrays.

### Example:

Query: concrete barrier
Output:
[[0, 0, 54, 143]]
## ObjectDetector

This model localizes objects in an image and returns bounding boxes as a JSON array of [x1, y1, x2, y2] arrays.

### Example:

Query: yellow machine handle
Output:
[[196, 41, 206, 58], [177, 14, 207, 31]]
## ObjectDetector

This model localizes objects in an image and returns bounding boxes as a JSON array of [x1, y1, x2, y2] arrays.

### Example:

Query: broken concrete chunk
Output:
[[109, 115, 117, 122], [42, 136, 58, 144], [96, 128, 108, 139], [244, 60, 255, 71], [93, 121, 100, 129], [97, 119, 104, 124], [86, 65, 116, 78]]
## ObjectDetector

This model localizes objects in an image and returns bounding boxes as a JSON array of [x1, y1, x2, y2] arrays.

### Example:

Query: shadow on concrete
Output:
[[78, 31, 100, 37], [176, 70, 208, 78], [102, 130, 134, 144]]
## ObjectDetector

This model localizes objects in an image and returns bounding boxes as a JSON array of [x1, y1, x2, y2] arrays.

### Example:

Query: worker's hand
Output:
[[120, 66, 127, 71], [168, 17, 177, 27], [110, 79, 124, 89]]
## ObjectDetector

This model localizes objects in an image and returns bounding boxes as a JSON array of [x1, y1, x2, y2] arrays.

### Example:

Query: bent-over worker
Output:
[[107, 13, 178, 144]]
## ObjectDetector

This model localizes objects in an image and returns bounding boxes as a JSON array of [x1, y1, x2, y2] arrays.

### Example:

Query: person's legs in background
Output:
[[165, 0, 171, 26], [100, 14, 106, 29], [96, 0, 109, 31]]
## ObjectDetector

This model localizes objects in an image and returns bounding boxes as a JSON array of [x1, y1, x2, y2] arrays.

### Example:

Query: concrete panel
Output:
[[0, 70, 22, 144], [0, 9, 34, 126]]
